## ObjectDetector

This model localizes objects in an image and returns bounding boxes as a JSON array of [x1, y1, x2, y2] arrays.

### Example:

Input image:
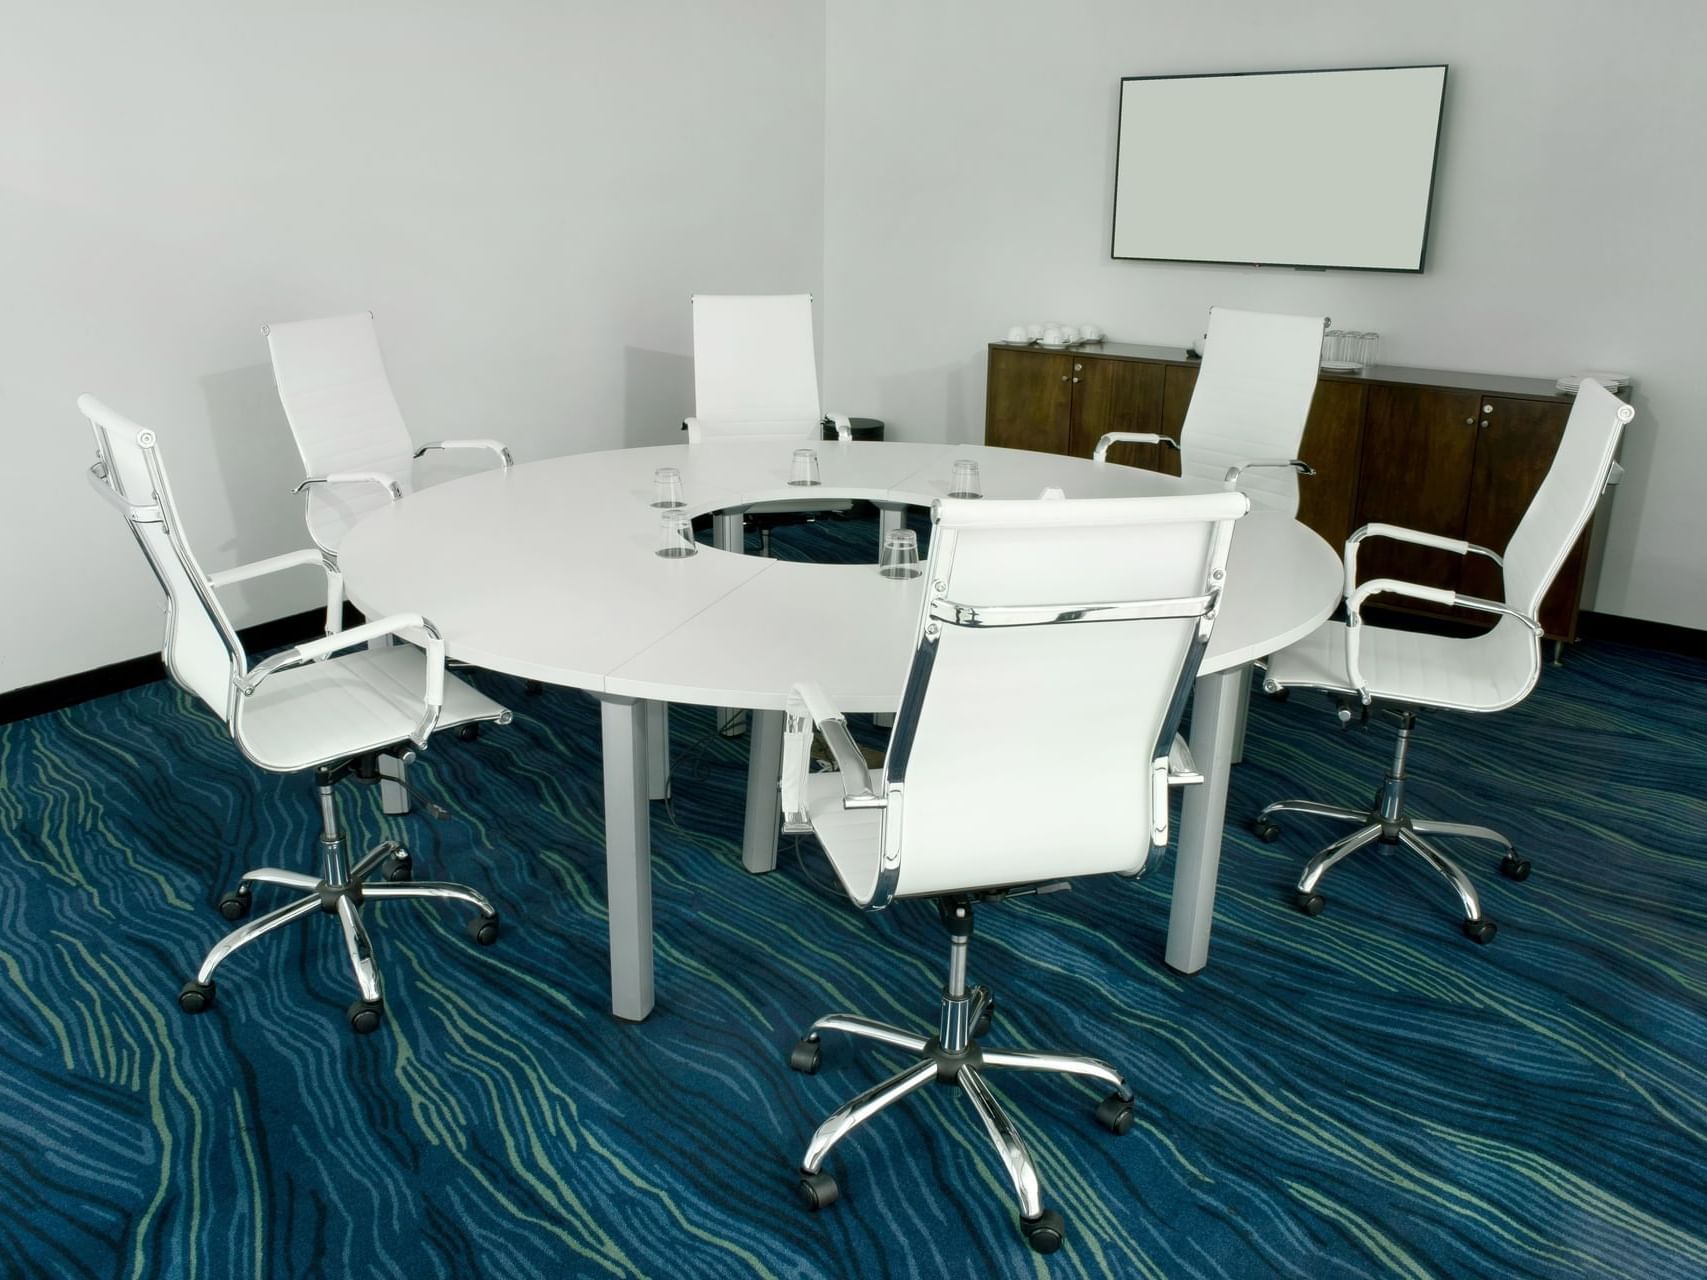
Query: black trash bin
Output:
[[823, 416, 884, 442]]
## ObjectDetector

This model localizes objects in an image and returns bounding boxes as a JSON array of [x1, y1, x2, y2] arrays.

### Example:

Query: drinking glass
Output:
[[949, 459, 982, 499], [789, 448, 821, 486], [878, 529, 921, 579], [651, 466, 684, 509], [656, 509, 697, 558], [1358, 331, 1381, 371]]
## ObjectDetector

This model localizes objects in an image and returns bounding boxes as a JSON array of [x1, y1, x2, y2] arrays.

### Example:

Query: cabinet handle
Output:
[[1060, 375, 1069, 382], [1480, 420, 1490, 428], [1464, 417, 1475, 426], [1073, 363, 1083, 371], [1483, 404, 1494, 414], [1072, 377, 1080, 383]]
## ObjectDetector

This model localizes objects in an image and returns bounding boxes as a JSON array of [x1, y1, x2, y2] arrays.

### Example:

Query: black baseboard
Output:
[[0, 607, 342, 726], [1578, 610, 1706, 656]]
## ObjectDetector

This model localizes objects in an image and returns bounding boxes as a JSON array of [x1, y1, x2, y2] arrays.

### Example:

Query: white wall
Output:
[[822, 0, 1706, 629], [0, 0, 826, 693]]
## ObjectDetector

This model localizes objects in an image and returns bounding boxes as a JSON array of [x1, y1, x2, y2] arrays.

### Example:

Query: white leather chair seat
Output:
[[1265, 618, 1539, 714], [239, 645, 506, 773]]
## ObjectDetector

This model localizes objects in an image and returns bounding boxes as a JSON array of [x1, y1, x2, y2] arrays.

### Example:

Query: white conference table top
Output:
[[337, 441, 1341, 711]]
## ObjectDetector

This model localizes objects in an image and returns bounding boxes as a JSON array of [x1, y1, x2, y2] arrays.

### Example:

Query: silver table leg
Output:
[[599, 694, 654, 1021], [1166, 666, 1243, 974], [713, 512, 748, 737], [646, 700, 671, 801], [377, 752, 410, 816], [743, 708, 784, 873], [1227, 664, 1254, 766]]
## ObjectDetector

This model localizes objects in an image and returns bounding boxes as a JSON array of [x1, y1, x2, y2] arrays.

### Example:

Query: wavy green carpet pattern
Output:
[[1, 509, 1704, 1278]]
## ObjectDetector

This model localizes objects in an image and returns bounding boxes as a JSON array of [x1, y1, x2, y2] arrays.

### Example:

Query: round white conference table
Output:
[[338, 440, 1341, 1020]]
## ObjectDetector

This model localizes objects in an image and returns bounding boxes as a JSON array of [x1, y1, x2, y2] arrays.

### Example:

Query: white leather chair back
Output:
[[878, 491, 1246, 900], [1180, 307, 1325, 515], [1502, 378, 1630, 618], [689, 294, 824, 441], [265, 312, 417, 554], [81, 396, 244, 723]]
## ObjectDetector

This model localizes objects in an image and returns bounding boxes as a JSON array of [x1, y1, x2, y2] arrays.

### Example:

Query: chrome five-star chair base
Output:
[[787, 897, 1136, 1256], [1252, 710, 1529, 945], [177, 754, 499, 1034]]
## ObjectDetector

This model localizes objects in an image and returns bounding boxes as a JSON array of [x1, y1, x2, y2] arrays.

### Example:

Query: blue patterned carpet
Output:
[[2, 507, 1704, 1278]]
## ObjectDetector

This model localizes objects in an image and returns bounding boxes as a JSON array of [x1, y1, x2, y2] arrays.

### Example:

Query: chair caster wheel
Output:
[[797, 1170, 838, 1211], [1500, 854, 1532, 881], [971, 987, 994, 1039], [178, 979, 216, 1014], [385, 853, 413, 882], [467, 915, 500, 946], [1295, 891, 1325, 916], [1462, 917, 1498, 945], [1021, 1209, 1065, 1254], [1094, 1094, 1135, 1136], [217, 888, 252, 921], [1252, 819, 1282, 843], [347, 999, 384, 1034], [788, 1037, 822, 1074], [456, 723, 480, 743]]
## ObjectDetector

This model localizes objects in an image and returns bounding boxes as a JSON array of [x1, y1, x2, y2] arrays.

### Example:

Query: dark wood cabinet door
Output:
[[1296, 380, 1367, 549], [985, 347, 1072, 453], [1152, 365, 1195, 478], [1353, 384, 1481, 590], [1461, 396, 1581, 637], [1069, 356, 1165, 465]]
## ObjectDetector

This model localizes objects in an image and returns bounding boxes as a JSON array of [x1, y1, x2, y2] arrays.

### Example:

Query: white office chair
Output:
[[264, 311, 513, 562], [778, 488, 1248, 1254], [1252, 379, 1633, 942], [687, 293, 858, 546], [81, 395, 512, 1034], [1094, 305, 1326, 515]]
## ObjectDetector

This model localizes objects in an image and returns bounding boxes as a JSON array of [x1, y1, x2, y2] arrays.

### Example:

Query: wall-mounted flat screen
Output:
[[1112, 65, 1448, 272]]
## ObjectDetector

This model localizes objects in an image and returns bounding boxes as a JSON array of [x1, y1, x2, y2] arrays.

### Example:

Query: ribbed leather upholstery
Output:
[[265, 312, 420, 555], [798, 491, 1246, 905], [236, 646, 506, 773], [1179, 307, 1325, 515], [1264, 378, 1631, 711]]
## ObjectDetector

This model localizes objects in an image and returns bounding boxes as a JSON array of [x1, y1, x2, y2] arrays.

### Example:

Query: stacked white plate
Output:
[[1556, 371, 1631, 394]]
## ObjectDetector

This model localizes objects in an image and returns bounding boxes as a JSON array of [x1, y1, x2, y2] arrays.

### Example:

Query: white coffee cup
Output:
[[1060, 325, 1081, 344], [1081, 324, 1103, 342], [1005, 325, 1028, 343], [1040, 326, 1065, 346], [1025, 323, 1044, 340]]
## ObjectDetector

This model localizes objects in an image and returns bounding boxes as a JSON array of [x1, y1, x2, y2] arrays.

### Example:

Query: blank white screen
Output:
[[1112, 66, 1446, 271]]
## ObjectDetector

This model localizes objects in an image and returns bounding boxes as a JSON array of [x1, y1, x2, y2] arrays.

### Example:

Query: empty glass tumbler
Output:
[[878, 528, 921, 579], [651, 466, 685, 509], [656, 509, 697, 558], [949, 459, 982, 499], [789, 448, 821, 486]]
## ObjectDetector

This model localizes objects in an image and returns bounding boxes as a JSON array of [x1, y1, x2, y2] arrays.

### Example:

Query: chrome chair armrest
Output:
[[1222, 457, 1315, 488], [825, 414, 853, 442], [413, 439, 514, 469], [1093, 432, 1178, 463], [206, 547, 328, 588], [1343, 522, 1503, 599], [1343, 578, 1540, 703], [208, 548, 346, 638], [239, 613, 446, 746], [293, 472, 403, 500], [781, 681, 882, 832]]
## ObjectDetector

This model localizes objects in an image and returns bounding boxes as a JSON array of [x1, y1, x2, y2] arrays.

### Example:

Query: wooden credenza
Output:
[[985, 340, 1620, 641]]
